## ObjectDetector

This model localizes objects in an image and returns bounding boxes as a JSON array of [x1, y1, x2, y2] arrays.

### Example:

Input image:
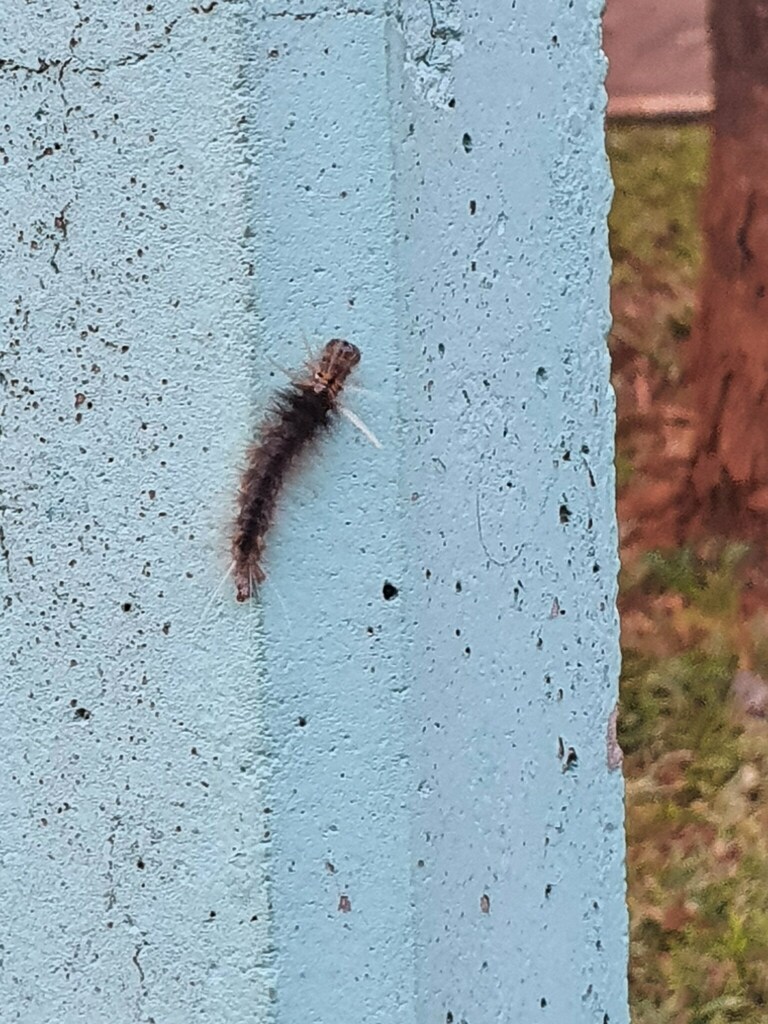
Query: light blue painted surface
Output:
[[393, 6, 627, 1020], [1, 2, 627, 1023]]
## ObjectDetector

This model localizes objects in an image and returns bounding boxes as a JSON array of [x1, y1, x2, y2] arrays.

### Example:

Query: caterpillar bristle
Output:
[[232, 339, 361, 600]]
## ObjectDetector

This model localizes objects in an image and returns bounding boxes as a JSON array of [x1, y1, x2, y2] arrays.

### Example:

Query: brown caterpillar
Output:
[[232, 338, 361, 601]]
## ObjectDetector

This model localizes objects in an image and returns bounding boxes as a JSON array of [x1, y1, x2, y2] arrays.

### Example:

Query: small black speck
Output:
[[559, 504, 571, 524], [137, 858, 145, 869], [461, 132, 473, 153], [298, 716, 307, 727], [382, 581, 398, 600], [455, 580, 462, 592], [74, 707, 91, 720], [121, 602, 132, 612]]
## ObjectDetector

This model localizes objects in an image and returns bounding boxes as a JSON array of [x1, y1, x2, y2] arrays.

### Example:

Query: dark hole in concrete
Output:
[[382, 582, 398, 600], [462, 132, 472, 152]]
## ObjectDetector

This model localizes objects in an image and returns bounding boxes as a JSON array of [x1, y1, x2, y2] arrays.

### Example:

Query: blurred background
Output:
[[605, 2, 768, 1021]]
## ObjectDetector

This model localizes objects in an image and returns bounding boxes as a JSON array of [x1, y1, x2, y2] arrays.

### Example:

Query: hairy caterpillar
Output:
[[232, 338, 362, 602]]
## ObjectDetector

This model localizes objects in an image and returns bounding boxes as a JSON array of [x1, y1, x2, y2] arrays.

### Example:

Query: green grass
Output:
[[609, 124, 708, 290], [620, 545, 768, 1024], [608, 124, 709, 376], [611, 123, 768, 1024]]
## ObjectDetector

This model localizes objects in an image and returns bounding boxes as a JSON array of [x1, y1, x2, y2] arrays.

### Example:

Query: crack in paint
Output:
[[396, 0, 463, 107], [0, 57, 70, 76], [73, 18, 181, 74], [0, 16, 181, 78], [132, 944, 145, 984], [264, 6, 375, 18]]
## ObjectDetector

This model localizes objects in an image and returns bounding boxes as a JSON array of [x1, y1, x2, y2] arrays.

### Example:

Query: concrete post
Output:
[[1, 2, 627, 1021]]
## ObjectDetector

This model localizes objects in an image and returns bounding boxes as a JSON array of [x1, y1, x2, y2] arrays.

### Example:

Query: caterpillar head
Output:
[[311, 338, 361, 397]]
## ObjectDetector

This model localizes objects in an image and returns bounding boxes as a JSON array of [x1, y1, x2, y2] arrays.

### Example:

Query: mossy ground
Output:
[[609, 124, 768, 1024]]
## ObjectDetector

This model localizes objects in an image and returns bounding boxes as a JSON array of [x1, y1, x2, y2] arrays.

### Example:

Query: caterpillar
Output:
[[232, 338, 362, 601]]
